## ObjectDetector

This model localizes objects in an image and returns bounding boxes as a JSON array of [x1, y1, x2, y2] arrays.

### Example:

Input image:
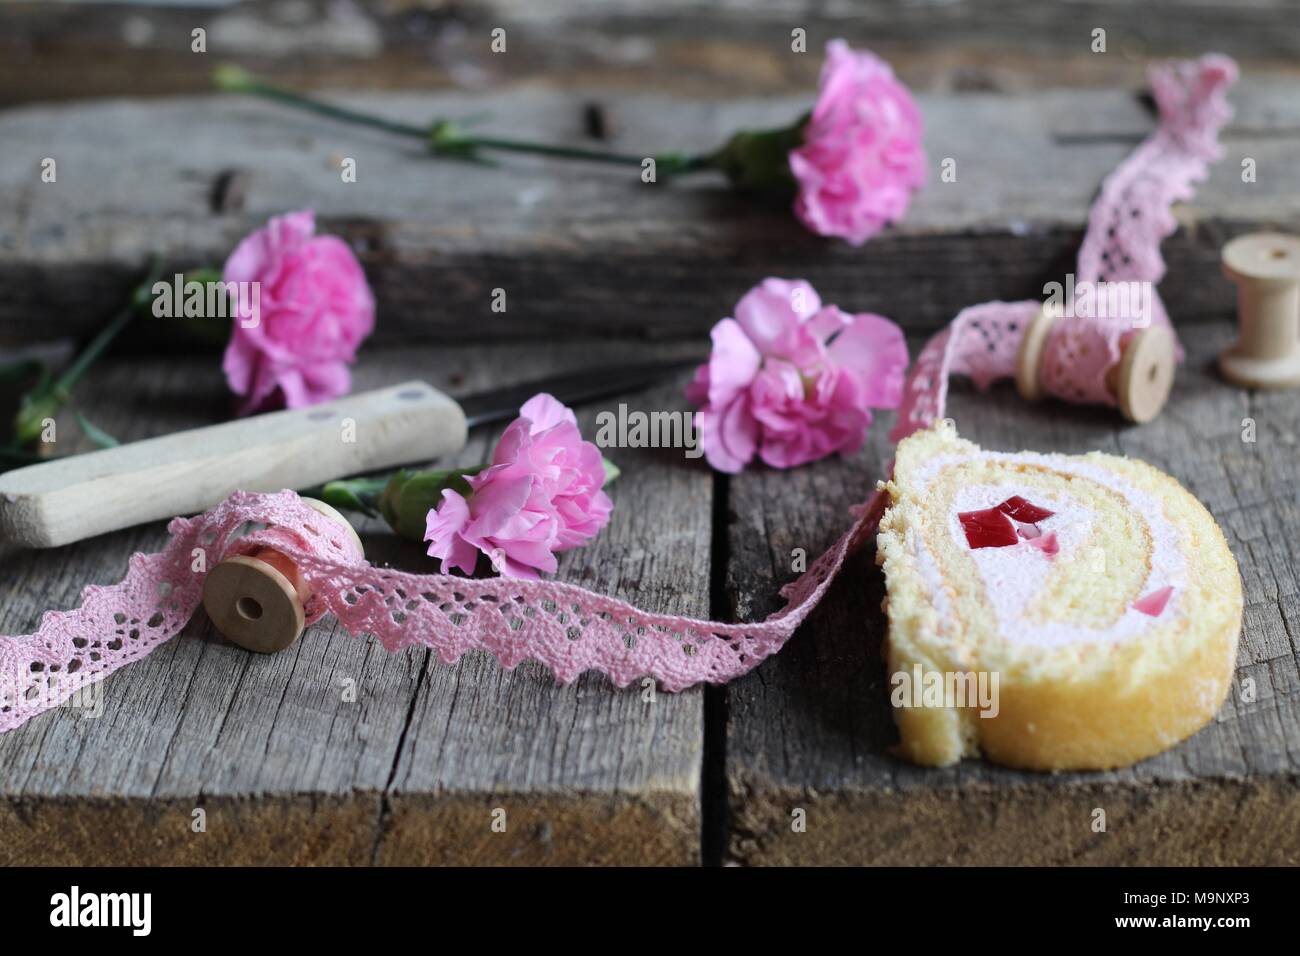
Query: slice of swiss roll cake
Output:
[[875, 423, 1242, 771]]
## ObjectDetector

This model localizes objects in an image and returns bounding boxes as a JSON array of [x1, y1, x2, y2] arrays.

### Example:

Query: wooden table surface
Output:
[[0, 326, 1295, 866], [0, 10, 1298, 864], [7, 80, 1300, 347]]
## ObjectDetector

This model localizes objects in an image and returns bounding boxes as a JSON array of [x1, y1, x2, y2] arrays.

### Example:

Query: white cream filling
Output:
[[909, 451, 1186, 648]]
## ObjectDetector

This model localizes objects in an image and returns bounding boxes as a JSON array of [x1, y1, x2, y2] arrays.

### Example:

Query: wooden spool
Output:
[[1016, 305, 1176, 424], [201, 497, 363, 654], [1219, 232, 1300, 389]]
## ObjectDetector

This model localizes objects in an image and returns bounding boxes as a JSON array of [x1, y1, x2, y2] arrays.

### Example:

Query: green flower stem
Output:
[[442, 133, 704, 171], [310, 476, 392, 517], [12, 256, 165, 448], [214, 65, 715, 174], [214, 66, 429, 140], [303, 468, 482, 534], [307, 457, 622, 543]]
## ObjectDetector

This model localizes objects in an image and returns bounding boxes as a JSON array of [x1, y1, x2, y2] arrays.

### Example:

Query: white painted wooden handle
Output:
[[0, 381, 467, 548]]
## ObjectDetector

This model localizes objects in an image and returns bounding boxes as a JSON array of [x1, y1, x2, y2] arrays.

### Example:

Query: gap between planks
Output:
[[0, 340, 710, 866]]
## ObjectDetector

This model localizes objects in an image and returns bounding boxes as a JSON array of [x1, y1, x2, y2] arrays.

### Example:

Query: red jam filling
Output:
[[958, 507, 1020, 549], [1134, 585, 1174, 617], [959, 496, 1056, 550], [997, 495, 1055, 523]]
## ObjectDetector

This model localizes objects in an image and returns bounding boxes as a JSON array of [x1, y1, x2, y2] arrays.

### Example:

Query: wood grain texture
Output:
[[6, 0, 1300, 105], [0, 327, 1293, 865], [3, 82, 1299, 346], [722, 323, 1300, 865], [0, 339, 708, 865], [1, 1, 1297, 869], [372, 360, 712, 865]]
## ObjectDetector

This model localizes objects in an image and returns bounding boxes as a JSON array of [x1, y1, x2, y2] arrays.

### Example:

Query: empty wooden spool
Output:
[[1016, 306, 1176, 424], [201, 497, 364, 653], [1219, 232, 1300, 389]]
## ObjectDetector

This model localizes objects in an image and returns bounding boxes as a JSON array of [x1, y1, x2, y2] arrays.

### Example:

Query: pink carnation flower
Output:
[[425, 393, 613, 579], [687, 278, 908, 473], [789, 40, 927, 246], [222, 209, 375, 415]]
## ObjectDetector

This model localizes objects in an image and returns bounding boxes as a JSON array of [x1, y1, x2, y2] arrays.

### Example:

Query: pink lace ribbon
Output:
[[0, 490, 885, 733], [0, 55, 1236, 734], [891, 54, 1236, 443]]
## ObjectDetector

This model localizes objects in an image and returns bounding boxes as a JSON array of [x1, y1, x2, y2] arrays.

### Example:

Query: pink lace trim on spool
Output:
[[0, 494, 363, 733], [893, 53, 1237, 438], [0, 490, 885, 732], [0, 55, 1237, 734]]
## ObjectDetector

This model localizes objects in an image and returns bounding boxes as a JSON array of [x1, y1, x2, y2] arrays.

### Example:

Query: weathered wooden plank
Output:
[[372, 363, 712, 865], [6, 0, 1300, 105], [0, 338, 708, 865], [4, 83, 1298, 346], [723, 322, 1300, 865]]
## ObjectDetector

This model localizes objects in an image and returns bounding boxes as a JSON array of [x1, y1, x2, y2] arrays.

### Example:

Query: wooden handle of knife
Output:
[[0, 381, 467, 548]]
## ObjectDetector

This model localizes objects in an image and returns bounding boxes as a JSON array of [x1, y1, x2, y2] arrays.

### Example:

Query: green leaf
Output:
[[76, 413, 120, 449], [212, 64, 257, 93], [601, 457, 621, 487], [12, 256, 165, 449]]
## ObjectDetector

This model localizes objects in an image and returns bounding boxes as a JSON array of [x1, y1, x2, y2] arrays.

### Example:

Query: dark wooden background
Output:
[[0, 0, 1297, 865]]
